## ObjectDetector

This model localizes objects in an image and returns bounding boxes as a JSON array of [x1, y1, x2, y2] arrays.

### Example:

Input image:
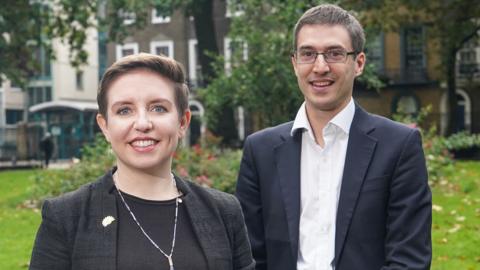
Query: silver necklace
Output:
[[113, 172, 181, 270]]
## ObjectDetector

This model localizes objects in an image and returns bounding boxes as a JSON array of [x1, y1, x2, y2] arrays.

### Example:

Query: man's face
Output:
[[292, 24, 365, 115]]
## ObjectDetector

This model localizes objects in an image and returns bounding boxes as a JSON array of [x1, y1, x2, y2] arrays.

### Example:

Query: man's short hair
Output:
[[97, 53, 189, 119], [293, 4, 365, 53]]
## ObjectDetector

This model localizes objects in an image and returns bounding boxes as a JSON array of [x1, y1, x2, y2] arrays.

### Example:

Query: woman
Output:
[[30, 53, 255, 270]]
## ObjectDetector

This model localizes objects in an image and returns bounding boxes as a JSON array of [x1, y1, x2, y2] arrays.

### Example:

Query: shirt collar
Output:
[[291, 98, 355, 137]]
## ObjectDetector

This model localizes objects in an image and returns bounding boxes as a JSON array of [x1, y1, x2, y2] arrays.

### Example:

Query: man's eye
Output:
[[116, 107, 131, 115], [151, 105, 166, 113], [300, 50, 315, 57], [327, 50, 345, 57]]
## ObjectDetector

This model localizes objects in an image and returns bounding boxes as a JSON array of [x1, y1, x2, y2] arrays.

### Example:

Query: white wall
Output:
[[52, 27, 99, 102]]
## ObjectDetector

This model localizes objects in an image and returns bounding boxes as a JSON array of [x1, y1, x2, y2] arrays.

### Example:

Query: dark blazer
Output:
[[30, 169, 255, 270], [236, 105, 432, 270]]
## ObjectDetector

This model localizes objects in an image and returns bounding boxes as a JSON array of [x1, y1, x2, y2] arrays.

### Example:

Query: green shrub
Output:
[[393, 105, 480, 183], [173, 142, 241, 194], [31, 134, 115, 201], [32, 133, 242, 202]]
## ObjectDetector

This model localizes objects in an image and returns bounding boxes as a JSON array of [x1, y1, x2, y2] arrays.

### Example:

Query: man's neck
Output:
[[305, 98, 351, 147]]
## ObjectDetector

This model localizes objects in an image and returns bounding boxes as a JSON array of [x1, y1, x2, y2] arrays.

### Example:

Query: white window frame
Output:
[[226, 0, 245, 17], [120, 11, 136, 25], [224, 37, 248, 74], [150, 40, 174, 58], [116, 43, 139, 60], [188, 39, 198, 81], [151, 8, 171, 24]]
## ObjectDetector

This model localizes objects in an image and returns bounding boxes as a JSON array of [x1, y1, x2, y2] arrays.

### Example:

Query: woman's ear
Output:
[[96, 114, 111, 142], [178, 110, 191, 139]]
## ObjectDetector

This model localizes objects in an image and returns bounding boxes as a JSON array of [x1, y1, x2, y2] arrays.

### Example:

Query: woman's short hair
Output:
[[293, 4, 365, 53], [97, 53, 189, 119]]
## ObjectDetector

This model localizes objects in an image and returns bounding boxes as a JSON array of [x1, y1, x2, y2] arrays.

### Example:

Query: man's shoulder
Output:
[[357, 109, 419, 142], [366, 112, 414, 133]]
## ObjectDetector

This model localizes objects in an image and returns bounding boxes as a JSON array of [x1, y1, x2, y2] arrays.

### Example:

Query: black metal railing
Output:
[[379, 67, 432, 85]]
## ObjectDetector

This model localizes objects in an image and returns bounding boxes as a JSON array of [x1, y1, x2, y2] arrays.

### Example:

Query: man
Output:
[[236, 4, 432, 270], [39, 132, 54, 168]]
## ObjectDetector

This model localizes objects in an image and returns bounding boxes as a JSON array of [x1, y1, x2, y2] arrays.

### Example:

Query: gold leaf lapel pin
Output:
[[102, 216, 115, 227]]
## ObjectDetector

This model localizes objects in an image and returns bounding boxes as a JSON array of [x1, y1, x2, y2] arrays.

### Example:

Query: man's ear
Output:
[[96, 114, 111, 142], [291, 55, 299, 77], [178, 110, 191, 139], [354, 52, 366, 77]]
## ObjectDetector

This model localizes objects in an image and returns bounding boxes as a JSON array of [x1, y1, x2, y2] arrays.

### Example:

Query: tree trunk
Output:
[[190, 0, 238, 145], [191, 0, 218, 85]]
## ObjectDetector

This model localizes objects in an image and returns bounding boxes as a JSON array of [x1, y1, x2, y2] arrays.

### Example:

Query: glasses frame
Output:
[[292, 49, 358, 64]]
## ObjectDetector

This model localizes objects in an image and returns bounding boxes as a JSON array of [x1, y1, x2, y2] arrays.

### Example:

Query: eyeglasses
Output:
[[292, 48, 357, 64]]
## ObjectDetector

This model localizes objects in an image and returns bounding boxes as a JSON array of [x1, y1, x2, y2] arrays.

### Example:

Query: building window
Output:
[[120, 10, 136, 25], [224, 37, 248, 75], [6, 109, 24, 125], [188, 39, 203, 87], [393, 94, 419, 116], [226, 0, 245, 17], [76, 71, 84, 91], [150, 41, 174, 58], [365, 32, 384, 72], [116, 43, 139, 60], [27, 86, 52, 106], [403, 26, 425, 69], [458, 38, 479, 76], [151, 8, 171, 24], [32, 46, 51, 79]]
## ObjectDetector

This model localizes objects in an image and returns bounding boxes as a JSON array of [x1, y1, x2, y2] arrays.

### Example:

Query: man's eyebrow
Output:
[[297, 45, 315, 51], [297, 45, 346, 51]]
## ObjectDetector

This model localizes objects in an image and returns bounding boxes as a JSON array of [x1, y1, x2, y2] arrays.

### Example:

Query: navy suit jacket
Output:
[[236, 105, 432, 270]]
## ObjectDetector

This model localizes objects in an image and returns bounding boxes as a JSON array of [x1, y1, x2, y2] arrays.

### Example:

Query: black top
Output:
[[116, 191, 208, 270]]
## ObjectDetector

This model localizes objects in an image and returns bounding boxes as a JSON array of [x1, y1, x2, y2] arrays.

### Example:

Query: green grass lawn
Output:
[[0, 162, 479, 269], [0, 170, 41, 270], [431, 161, 480, 270]]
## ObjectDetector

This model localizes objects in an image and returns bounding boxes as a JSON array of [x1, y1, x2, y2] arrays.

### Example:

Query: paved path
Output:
[[0, 159, 73, 170]]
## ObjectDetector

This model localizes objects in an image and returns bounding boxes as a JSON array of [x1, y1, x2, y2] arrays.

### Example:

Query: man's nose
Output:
[[312, 54, 330, 74]]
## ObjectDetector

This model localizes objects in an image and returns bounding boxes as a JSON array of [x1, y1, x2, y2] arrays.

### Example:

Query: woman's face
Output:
[[96, 69, 190, 174]]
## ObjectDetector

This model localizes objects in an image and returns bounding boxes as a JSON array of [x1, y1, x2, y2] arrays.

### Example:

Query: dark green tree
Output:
[[0, 0, 219, 87]]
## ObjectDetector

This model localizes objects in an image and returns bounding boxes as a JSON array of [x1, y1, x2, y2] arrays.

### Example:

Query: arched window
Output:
[[440, 89, 472, 134], [187, 100, 205, 146]]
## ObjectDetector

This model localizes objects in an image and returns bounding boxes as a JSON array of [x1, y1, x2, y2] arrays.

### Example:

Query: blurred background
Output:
[[0, 0, 478, 269]]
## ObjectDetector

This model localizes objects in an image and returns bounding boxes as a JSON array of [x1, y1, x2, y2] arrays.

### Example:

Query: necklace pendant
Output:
[[168, 255, 174, 270]]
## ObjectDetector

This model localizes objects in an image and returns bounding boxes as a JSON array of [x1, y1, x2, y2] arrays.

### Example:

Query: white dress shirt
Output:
[[291, 99, 355, 270]]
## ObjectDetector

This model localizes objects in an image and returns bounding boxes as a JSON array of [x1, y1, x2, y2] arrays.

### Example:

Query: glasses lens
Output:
[[325, 49, 347, 63], [297, 50, 316, 63]]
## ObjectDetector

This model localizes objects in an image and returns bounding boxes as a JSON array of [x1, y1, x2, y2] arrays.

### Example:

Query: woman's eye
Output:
[[151, 105, 166, 113], [117, 107, 131, 115]]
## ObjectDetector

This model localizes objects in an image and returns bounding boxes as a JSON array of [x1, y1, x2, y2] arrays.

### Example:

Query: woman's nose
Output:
[[133, 112, 153, 131]]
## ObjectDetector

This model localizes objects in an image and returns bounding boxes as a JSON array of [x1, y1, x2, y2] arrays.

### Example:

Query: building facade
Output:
[[356, 26, 480, 136], [0, 27, 100, 161], [105, 0, 248, 145]]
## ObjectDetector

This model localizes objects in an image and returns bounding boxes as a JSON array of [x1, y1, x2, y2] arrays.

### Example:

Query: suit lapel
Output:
[[176, 178, 224, 269], [334, 107, 377, 266], [274, 128, 302, 262]]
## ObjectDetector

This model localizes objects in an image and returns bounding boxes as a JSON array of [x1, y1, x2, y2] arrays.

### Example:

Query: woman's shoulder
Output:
[[43, 172, 110, 214]]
